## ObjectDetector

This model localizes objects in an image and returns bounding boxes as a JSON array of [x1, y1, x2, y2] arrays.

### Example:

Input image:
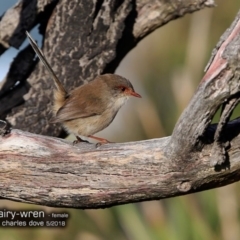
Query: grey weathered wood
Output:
[[0, 0, 57, 52], [168, 10, 240, 160], [0, 118, 239, 209]]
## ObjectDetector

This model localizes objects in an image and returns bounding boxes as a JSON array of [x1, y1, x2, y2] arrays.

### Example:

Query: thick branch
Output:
[[0, 119, 239, 209], [0, 0, 57, 53], [169, 9, 240, 159]]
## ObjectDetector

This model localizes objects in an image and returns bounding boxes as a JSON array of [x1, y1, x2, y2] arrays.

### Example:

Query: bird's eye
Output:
[[121, 87, 126, 92]]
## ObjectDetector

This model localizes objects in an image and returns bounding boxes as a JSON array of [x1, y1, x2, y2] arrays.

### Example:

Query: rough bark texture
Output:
[[0, 119, 239, 209], [0, 0, 215, 136], [169, 10, 240, 159]]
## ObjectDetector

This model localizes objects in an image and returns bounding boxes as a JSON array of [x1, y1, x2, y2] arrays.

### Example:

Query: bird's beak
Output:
[[128, 89, 141, 98], [130, 91, 142, 98]]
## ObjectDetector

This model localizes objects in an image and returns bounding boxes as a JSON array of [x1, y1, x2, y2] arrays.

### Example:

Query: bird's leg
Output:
[[73, 136, 89, 145], [210, 97, 239, 167], [88, 135, 112, 147]]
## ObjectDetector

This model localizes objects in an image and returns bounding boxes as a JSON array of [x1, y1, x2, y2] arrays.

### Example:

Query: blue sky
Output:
[[0, 1, 40, 81], [0, 1, 18, 81]]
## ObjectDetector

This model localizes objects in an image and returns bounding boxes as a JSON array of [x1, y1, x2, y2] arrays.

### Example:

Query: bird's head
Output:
[[101, 74, 141, 100]]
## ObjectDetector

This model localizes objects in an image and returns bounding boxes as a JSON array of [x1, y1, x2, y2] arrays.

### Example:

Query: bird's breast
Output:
[[62, 97, 128, 136]]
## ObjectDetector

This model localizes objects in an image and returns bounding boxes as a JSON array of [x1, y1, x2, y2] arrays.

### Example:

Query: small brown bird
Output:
[[26, 31, 141, 143]]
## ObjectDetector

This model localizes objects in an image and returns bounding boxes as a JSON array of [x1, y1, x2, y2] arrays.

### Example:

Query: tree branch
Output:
[[169, 9, 240, 159], [0, 118, 239, 209]]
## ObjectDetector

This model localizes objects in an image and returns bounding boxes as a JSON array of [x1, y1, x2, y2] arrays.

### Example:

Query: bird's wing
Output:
[[52, 86, 106, 122]]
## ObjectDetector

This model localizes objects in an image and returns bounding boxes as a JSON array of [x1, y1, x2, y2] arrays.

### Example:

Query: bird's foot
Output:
[[73, 136, 90, 145], [88, 135, 113, 147]]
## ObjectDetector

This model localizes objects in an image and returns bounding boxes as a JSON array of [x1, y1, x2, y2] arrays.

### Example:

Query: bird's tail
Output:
[[26, 31, 67, 113]]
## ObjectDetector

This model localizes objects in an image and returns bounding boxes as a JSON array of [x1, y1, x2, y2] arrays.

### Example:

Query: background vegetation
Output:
[[0, 1, 239, 239]]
